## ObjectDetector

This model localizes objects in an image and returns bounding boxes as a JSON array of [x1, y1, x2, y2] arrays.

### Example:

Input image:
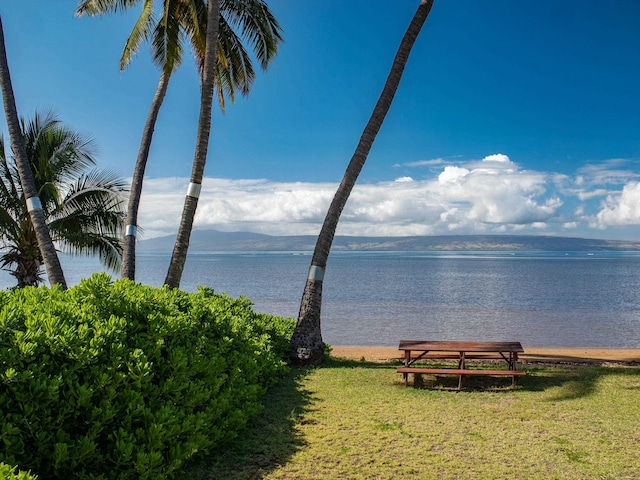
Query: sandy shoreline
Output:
[[331, 346, 640, 364]]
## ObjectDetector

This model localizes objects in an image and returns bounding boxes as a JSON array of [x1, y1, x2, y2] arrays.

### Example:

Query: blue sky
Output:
[[1, 0, 639, 240]]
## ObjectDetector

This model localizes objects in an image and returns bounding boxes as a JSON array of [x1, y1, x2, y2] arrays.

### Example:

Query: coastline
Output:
[[331, 346, 640, 364]]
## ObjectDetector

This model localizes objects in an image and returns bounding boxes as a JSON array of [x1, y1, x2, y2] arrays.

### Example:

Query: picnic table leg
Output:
[[458, 351, 466, 389], [403, 350, 410, 386], [512, 352, 520, 386]]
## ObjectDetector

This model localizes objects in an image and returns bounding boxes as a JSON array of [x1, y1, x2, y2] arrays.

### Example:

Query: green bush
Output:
[[0, 274, 294, 479], [0, 462, 38, 480]]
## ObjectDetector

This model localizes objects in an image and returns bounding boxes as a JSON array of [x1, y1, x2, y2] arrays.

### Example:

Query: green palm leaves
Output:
[[77, 0, 282, 110], [0, 111, 128, 287]]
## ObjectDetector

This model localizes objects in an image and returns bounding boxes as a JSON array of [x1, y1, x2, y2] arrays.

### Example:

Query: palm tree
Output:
[[0, 111, 128, 288], [165, 0, 281, 288], [290, 0, 435, 365], [76, 0, 282, 282], [163, 0, 218, 289], [0, 16, 67, 288]]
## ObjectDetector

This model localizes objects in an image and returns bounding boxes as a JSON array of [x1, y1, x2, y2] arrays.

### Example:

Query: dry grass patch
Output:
[[186, 357, 640, 479]]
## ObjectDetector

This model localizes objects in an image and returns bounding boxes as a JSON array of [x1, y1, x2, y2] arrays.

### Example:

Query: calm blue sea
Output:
[[2, 251, 640, 348]]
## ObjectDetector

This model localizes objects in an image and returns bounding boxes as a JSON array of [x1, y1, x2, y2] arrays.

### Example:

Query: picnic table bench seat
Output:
[[396, 367, 526, 388], [396, 367, 527, 377]]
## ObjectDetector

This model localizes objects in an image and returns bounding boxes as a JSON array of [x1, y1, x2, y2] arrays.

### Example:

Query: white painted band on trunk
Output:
[[125, 225, 137, 237], [187, 182, 202, 198], [26, 196, 42, 212], [308, 265, 325, 281]]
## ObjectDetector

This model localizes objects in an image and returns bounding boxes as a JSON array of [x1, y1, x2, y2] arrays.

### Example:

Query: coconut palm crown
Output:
[[77, 0, 281, 110], [0, 111, 128, 287], [76, 0, 283, 282]]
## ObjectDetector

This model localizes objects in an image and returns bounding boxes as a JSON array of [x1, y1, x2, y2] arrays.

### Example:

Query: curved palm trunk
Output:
[[122, 72, 170, 280], [0, 16, 67, 289], [164, 0, 220, 289], [290, 0, 434, 365]]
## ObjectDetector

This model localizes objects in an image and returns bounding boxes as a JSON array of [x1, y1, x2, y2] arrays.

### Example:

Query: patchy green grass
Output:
[[186, 357, 640, 479]]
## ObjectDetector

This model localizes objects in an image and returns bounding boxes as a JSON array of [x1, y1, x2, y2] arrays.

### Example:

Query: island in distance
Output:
[[137, 230, 640, 253]]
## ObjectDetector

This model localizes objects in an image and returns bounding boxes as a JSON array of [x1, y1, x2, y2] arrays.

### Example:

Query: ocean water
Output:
[[2, 250, 639, 348]]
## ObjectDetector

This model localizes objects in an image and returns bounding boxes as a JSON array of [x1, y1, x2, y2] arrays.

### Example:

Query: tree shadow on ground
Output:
[[183, 367, 316, 480], [520, 364, 640, 401], [324, 355, 640, 400]]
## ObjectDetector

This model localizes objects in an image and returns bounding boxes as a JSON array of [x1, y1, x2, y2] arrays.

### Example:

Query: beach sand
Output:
[[331, 345, 640, 365]]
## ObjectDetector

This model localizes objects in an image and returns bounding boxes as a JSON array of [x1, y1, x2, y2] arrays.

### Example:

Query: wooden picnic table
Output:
[[397, 340, 526, 389]]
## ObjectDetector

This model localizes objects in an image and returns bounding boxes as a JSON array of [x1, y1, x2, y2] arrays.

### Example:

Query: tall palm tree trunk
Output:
[[164, 0, 220, 289], [122, 72, 170, 280], [290, 0, 434, 365], [0, 16, 67, 289]]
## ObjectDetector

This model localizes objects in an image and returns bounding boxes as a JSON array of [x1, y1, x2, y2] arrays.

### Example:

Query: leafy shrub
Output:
[[250, 312, 296, 362], [0, 274, 294, 479], [0, 462, 38, 480]]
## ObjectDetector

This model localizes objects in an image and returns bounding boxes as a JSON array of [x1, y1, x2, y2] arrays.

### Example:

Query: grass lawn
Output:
[[186, 357, 640, 479]]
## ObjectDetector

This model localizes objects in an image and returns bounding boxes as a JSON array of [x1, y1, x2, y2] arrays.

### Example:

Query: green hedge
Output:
[[0, 274, 294, 479], [0, 462, 38, 480]]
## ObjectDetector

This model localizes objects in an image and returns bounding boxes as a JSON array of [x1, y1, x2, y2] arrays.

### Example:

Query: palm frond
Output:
[[220, 0, 283, 69], [180, 0, 206, 51], [0, 207, 21, 247], [0, 135, 20, 201], [183, 0, 207, 59], [217, 18, 253, 94], [18, 110, 100, 219], [120, 0, 156, 70], [150, 0, 185, 74], [24, 110, 98, 184], [56, 233, 123, 273], [52, 169, 127, 218], [76, 0, 144, 16]]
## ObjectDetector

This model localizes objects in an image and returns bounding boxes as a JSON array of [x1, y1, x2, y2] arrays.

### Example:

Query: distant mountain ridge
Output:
[[138, 230, 640, 252]]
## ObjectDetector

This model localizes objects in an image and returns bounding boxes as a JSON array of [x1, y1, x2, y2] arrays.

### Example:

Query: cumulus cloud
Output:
[[132, 155, 640, 240], [438, 166, 470, 184], [432, 156, 560, 226], [136, 154, 568, 239], [137, 178, 335, 238], [482, 153, 511, 163], [594, 182, 640, 227]]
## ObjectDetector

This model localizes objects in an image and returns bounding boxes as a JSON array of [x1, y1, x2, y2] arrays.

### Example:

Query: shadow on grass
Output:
[[521, 365, 640, 401], [183, 367, 316, 480], [324, 355, 640, 400]]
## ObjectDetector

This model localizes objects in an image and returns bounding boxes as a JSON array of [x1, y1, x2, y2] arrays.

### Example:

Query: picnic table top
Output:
[[398, 340, 524, 353]]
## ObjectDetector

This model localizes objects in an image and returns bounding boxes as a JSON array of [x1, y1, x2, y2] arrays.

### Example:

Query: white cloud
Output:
[[133, 156, 639, 240], [577, 188, 609, 201], [394, 157, 447, 168], [594, 182, 640, 227], [482, 153, 511, 163], [438, 166, 470, 184], [136, 154, 567, 239], [576, 160, 639, 187]]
